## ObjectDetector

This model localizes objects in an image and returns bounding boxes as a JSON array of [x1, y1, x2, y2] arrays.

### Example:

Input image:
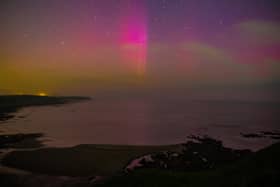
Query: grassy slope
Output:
[[2, 144, 182, 177], [1, 142, 279, 187]]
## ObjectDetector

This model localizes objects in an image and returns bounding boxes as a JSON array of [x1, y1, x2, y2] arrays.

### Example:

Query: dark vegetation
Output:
[[136, 136, 252, 171], [1, 136, 279, 187], [97, 140, 280, 187]]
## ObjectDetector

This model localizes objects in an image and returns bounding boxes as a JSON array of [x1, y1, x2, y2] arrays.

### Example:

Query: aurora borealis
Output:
[[0, 0, 280, 95]]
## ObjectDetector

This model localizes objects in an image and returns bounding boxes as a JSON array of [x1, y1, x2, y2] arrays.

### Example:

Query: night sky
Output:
[[0, 0, 280, 95]]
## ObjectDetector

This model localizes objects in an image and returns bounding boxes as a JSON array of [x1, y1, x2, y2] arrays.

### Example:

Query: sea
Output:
[[1, 89, 280, 150]]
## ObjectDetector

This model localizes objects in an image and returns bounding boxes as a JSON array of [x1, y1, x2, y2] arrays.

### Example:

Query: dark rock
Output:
[[0, 133, 44, 149], [241, 133, 265, 138]]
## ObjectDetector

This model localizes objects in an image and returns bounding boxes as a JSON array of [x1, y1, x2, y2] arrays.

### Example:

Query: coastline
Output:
[[0, 95, 279, 186], [0, 95, 91, 122]]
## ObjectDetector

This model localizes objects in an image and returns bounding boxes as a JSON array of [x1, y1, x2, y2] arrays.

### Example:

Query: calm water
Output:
[[1, 93, 280, 150]]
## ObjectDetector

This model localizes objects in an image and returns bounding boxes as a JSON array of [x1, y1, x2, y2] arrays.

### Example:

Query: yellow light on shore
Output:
[[38, 92, 48, 97]]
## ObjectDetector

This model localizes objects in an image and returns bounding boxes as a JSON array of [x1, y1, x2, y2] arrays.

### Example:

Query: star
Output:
[[153, 17, 160, 22], [93, 16, 97, 22], [183, 26, 192, 30], [161, 0, 167, 9], [23, 33, 29, 38], [106, 31, 111, 37]]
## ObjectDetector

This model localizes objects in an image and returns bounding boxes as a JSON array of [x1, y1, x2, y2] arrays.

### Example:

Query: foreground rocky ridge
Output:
[[126, 136, 253, 172], [1, 135, 279, 187]]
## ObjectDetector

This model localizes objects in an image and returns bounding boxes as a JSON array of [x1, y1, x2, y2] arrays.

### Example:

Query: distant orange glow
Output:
[[38, 92, 48, 97]]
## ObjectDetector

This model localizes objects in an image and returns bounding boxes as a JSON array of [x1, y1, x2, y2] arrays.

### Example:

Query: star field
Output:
[[0, 0, 279, 94]]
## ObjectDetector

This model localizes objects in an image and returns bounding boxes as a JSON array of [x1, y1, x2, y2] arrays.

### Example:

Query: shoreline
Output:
[[0, 95, 91, 122]]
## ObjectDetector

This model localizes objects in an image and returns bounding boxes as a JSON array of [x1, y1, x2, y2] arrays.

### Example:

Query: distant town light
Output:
[[38, 92, 48, 97]]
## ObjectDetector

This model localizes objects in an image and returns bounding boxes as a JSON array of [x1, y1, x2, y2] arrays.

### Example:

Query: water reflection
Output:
[[1, 95, 280, 150]]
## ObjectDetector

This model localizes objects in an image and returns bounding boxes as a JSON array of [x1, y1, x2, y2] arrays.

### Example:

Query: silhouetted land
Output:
[[0, 133, 44, 149], [0, 95, 91, 122], [97, 140, 280, 187], [2, 144, 182, 176], [241, 131, 280, 140], [0, 137, 279, 187]]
